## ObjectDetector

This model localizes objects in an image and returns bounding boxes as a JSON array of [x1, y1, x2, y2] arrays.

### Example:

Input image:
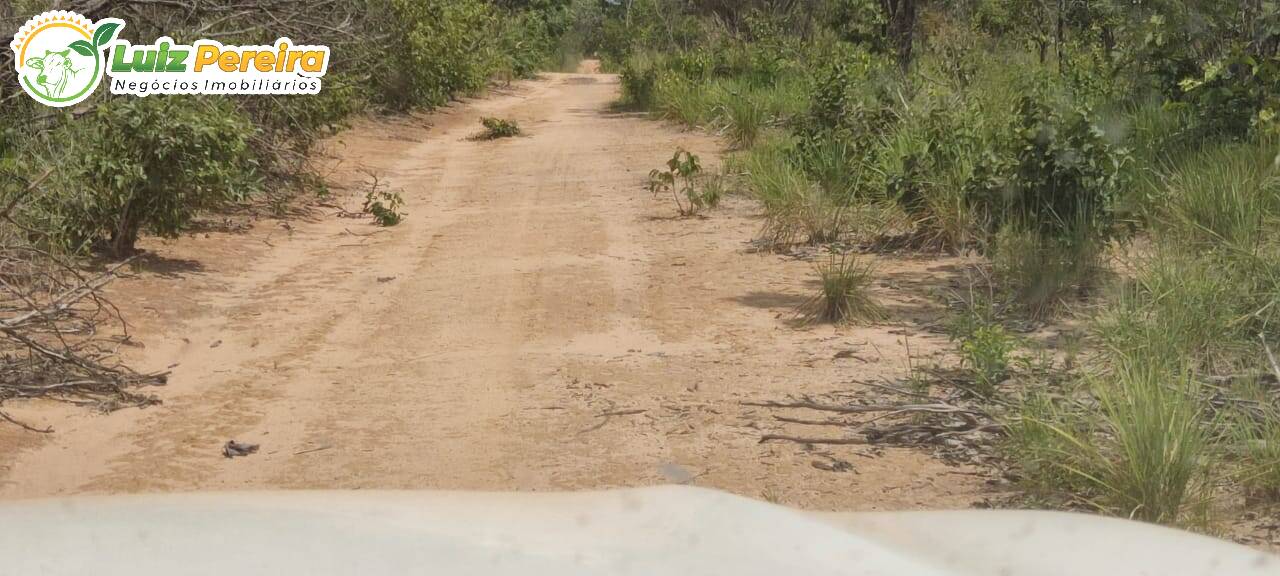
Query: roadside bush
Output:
[[479, 117, 522, 139], [387, 0, 499, 108], [656, 74, 716, 126], [490, 9, 558, 79], [798, 57, 896, 144], [736, 134, 853, 246], [602, 0, 1280, 534], [1096, 251, 1262, 371], [720, 93, 765, 149], [874, 95, 988, 249], [1089, 359, 1211, 524], [799, 134, 866, 202], [958, 323, 1015, 397], [1178, 49, 1280, 140], [30, 98, 258, 256], [620, 54, 659, 109], [2, 0, 569, 257], [983, 95, 1129, 242], [1114, 98, 1194, 222]]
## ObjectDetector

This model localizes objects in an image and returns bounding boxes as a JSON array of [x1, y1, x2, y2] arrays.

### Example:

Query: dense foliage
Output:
[[0, 0, 589, 254], [604, 0, 1280, 529]]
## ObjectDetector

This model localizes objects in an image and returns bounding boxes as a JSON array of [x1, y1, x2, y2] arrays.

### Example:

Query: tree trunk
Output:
[[882, 0, 918, 72], [109, 196, 140, 257], [1055, 0, 1065, 73], [1101, 26, 1114, 62]]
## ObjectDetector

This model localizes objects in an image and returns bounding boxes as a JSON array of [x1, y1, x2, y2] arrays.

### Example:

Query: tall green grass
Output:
[[1233, 396, 1280, 501], [1157, 141, 1280, 251], [991, 225, 1101, 320], [736, 133, 858, 246], [1010, 356, 1211, 525], [720, 95, 764, 149], [1095, 359, 1210, 524]]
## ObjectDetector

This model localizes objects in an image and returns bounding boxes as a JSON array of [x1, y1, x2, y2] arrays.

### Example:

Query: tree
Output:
[[881, 0, 919, 71]]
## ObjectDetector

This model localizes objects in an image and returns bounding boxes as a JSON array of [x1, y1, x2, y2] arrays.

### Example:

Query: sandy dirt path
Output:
[[0, 69, 987, 510]]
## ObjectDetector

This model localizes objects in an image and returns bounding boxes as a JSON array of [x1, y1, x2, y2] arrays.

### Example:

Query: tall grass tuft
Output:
[[1158, 141, 1280, 251], [1234, 399, 1280, 502], [1009, 356, 1211, 525], [991, 225, 1101, 319], [1094, 358, 1210, 524], [736, 133, 859, 247], [798, 253, 885, 324], [657, 76, 715, 127], [1094, 250, 1253, 369], [721, 95, 765, 149]]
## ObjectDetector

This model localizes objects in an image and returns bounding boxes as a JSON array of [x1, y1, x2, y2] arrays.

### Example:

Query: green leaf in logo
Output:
[[69, 40, 95, 57], [92, 22, 121, 47]]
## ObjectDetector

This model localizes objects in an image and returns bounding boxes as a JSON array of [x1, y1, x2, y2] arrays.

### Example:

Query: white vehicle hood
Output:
[[0, 485, 1273, 575]]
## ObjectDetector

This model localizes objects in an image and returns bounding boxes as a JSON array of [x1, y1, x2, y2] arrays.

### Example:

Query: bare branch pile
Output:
[[0, 177, 166, 432], [746, 379, 1005, 466]]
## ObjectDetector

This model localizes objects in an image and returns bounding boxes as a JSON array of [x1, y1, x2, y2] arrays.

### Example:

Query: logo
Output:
[[10, 11, 121, 107], [11, 10, 330, 107]]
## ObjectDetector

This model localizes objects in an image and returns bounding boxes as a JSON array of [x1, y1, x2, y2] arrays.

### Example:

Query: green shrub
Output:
[[387, 0, 498, 108], [620, 54, 659, 109], [873, 99, 987, 249], [489, 9, 557, 79], [32, 98, 258, 256], [799, 57, 895, 143], [958, 323, 1015, 397], [986, 95, 1129, 241], [364, 188, 405, 227], [479, 117, 522, 139], [1178, 48, 1280, 140]]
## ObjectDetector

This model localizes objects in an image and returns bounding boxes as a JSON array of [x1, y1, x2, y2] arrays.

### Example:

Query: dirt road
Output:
[[0, 68, 986, 510]]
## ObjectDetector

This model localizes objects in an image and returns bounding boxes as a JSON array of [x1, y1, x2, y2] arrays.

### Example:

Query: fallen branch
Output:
[[760, 434, 867, 445], [742, 399, 982, 417]]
